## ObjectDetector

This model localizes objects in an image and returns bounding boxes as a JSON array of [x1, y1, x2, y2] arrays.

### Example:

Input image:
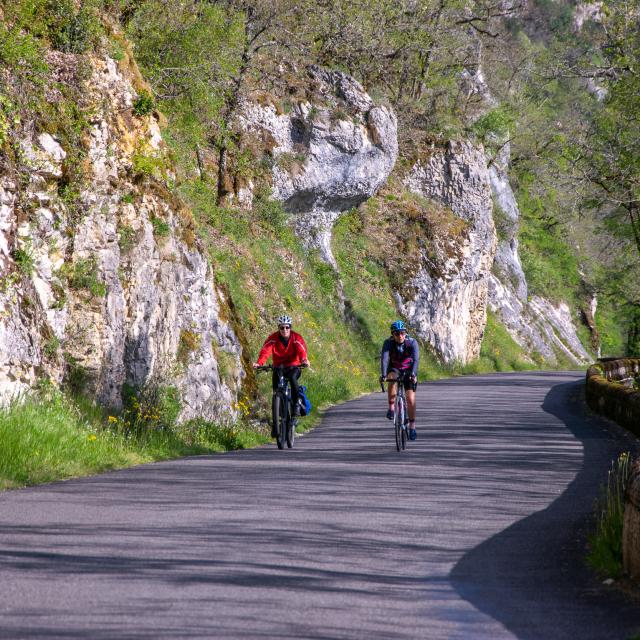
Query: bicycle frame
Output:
[[382, 370, 413, 451], [256, 364, 303, 449]]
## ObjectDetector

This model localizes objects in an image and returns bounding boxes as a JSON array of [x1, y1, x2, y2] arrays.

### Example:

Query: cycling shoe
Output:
[[386, 409, 394, 420], [409, 428, 417, 441]]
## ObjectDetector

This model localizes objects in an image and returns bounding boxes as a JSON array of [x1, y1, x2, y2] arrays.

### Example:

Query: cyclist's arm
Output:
[[256, 337, 276, 366], [380, 340, 391, 378], [410, 339, 419, 378], [294, 335, 309, 365]]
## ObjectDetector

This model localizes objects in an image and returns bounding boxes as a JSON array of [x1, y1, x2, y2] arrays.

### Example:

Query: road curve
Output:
[[1, 371, 639, 639]]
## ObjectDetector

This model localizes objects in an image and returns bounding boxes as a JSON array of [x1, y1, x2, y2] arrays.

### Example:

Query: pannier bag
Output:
[[298, 385, 312, 416]]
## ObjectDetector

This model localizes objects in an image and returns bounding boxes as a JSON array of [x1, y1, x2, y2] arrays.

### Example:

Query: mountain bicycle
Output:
[[256, 364, 306, 450], [381, 370, 413, 451]]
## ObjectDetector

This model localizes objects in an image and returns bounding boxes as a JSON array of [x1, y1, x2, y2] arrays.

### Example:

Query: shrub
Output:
[[120, 381, 182, 434], [151, 216, 170, 237], [133, 90, 155, 117], [12, 246, 35, 276], [118, 223, 137, 253], [587, 452, 633, 578], [65, 256, 107, 298], [46, 0, 103, 54], [177, 329, 201, 365]]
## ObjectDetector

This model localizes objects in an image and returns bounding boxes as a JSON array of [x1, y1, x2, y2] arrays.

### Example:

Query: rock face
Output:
[[398, 140, 497, 364], [0, 53, 243, 419], [487, 149, 591, 365], [239, 65, 398, 266]]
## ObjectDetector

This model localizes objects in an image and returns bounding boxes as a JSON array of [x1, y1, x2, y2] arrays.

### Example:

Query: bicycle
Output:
[[256, 364, 306, 450], [381, 370, 414, 451]]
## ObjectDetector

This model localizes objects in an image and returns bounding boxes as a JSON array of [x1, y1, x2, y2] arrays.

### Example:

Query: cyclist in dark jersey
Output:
[[380, 320, 419, 440]]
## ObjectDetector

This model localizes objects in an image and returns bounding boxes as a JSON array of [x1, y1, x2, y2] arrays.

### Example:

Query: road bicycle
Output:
[[381, 370, 414, 452], [256, 364, 306, 450]]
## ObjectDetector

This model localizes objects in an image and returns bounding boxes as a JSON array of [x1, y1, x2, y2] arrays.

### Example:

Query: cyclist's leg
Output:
[[386, 369, 398, 419], [270, 370, 279, 437], [405, 380, 417, 439], [287, 368, 302, 415]]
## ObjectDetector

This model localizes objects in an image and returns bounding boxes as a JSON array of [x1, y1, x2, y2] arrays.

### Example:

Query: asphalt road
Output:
[[1, 371, 640, 639]]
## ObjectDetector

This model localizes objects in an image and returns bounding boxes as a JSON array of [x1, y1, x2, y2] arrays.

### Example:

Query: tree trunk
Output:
[[195, 143, 205, 182]]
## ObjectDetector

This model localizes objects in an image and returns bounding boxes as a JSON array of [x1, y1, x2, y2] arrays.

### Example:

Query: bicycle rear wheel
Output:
[[272, 393, 286, 450]]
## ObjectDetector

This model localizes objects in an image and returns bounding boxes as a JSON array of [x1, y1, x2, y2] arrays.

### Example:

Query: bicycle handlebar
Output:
[[255, 363, 309, 373], [380, 371, 417, 392]]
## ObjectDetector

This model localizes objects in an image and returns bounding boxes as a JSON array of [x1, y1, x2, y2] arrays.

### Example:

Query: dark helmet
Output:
[[390, 320, 406, 333]]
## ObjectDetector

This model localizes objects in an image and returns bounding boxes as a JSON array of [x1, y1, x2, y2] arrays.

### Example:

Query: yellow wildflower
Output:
[[88, 434, 97, 441]]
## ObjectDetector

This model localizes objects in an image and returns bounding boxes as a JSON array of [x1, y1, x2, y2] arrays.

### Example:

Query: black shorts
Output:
[[388, 368, 417, 391]]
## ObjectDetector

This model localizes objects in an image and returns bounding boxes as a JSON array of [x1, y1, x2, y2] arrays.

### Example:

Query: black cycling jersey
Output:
[[380, 336, 419, 378]]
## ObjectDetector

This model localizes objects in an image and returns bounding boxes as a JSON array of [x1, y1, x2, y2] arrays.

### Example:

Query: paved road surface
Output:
[[1, 372, 640, 639]]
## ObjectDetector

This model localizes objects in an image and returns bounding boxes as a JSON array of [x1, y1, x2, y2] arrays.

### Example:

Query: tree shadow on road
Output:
[[450, 379, 640, 640]]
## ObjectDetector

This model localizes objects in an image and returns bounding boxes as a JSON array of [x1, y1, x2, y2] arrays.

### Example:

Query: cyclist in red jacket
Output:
[[253, 315, 310, 434]]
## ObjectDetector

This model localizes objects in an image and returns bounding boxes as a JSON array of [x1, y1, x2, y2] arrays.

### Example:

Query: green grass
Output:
[[0, 390, 268, 490], [462, 311, 539, 374], [587, 451, 633, 579]]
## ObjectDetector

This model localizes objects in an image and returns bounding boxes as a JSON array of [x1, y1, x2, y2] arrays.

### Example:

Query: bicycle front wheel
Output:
[[394, 396, 404, 451], [396, 395, 406, 451], [286, 409, 295, 449], [272, 393, 286, 450]]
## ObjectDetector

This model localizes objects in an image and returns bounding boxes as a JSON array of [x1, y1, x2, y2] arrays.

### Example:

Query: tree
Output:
[[125, 1, 245, 181]]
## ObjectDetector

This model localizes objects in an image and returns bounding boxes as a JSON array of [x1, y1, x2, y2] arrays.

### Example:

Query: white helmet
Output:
[[277, 314, 292, 327]]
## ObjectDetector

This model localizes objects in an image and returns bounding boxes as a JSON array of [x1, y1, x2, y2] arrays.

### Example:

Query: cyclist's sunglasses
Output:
[[278, 325, 291, 330], [392, 330, 407, 336]]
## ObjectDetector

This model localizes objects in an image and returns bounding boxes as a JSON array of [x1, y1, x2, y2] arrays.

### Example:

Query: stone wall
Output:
[[585, 358, 640, 434], [585, 359, 640, 580]]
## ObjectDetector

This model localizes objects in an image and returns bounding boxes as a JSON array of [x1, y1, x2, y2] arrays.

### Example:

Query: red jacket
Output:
[[257, 330, 308, 366]]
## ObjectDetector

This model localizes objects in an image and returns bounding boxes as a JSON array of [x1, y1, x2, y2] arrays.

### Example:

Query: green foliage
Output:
[[515, 170, 581, 303], [12, 245, 35, 276], [63, 352, 89, 393], [64, 256, 107, 298], [150, 215, 170, 237], [43, 335, 61, 358], [0, 386, 268, 490], [462, 311, 538, 374], [0, 390, 133, 489], [0, 95, 19, 147], [0, 1, 49, 83], [472, 105, 515, 145], [595, 303, 627, 357], [120, 381, 181, 434], [117, 223, 137, 252], [45, 0, 104, 54], [177, 330, 201, 365], [588, 452, 633, 578], [131, 150, 166, 178], [133, 90, 155, 117], [125, 0, 245, 173], [492, 200, 514, 243]]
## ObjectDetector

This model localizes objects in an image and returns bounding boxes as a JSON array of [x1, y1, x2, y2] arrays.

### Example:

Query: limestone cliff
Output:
[[0, 52, 244, 419], [487, 148, 592, 365], [239, 66, 398, 267], [399, 140, 497, 364]]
